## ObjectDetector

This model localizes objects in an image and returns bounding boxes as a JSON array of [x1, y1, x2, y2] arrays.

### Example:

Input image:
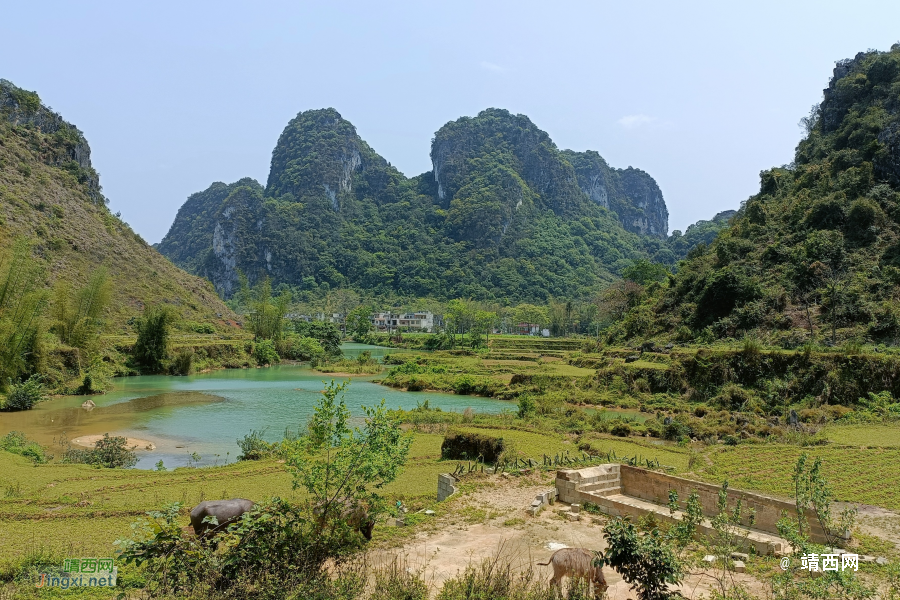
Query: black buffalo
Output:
[[314, 498, 375, 540], [190, 498, 255, 537]]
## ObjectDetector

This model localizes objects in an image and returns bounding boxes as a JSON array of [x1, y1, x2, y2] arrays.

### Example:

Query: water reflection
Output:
[[0, 346, 508, 470]]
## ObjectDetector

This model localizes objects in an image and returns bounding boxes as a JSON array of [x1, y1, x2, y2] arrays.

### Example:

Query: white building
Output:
[[371, 311, 438, 333]]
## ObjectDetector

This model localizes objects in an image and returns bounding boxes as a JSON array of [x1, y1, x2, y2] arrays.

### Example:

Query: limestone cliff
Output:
[[159, 107, 673, 301], [562, 150, 669, 238]]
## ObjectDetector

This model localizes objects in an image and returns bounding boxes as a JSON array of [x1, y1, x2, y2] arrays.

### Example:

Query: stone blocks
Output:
[[437, 473, 458, 502]]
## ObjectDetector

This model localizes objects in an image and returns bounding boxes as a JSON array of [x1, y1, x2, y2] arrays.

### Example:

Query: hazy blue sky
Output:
[[4, 1, 899, 243]]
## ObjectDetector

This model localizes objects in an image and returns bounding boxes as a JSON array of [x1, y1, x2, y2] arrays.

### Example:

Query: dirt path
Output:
[[376, 472, 767, 599]]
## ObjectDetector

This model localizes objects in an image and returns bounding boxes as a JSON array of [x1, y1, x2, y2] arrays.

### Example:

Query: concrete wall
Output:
[[557, 464, 621, 505], [556, 464, 839, 546], [437, 473, 458, 501], [618, 465, 833, 543]]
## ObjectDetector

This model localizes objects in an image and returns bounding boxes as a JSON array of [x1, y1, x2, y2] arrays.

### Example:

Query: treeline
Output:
[[0, 237, 244, 410], [0, 239, 114, 410], [232, 276, 343, 366]]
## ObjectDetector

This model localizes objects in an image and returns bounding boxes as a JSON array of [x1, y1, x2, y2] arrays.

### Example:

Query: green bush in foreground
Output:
[[0, 431, 51, 463], [1, 375, 46, 411], [596, 517, 682, 600]]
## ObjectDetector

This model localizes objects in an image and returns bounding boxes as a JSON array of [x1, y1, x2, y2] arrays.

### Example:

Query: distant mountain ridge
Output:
[[0, 79, 235, 329], [159, 107, 680, 301]]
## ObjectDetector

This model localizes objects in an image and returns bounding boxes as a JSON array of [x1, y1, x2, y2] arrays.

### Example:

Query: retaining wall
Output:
[[437, 473, 458, 501]]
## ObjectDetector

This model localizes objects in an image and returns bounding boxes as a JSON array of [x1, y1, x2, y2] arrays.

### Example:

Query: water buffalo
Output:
[[313, 498, 375, 540], [537, 547, 608, 598], [190, 498, 255, 537]]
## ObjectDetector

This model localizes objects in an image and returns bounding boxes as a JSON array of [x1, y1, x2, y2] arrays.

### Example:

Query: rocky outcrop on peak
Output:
[[0, 79, 101, 202], [815, 45, 900, 186], [265, 108, 402, 210], [563, 150, 668, 238], [430, 108, 587, 219]]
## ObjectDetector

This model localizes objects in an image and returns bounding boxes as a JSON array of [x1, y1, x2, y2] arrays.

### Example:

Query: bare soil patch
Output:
[[376, 472, 769, 598]]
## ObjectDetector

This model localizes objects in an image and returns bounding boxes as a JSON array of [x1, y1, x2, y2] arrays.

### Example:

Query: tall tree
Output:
[[247, 277, 291, 341], [52, 267, 111, 354], [0, 240, 48, 387], [133, 306, 175, 374]]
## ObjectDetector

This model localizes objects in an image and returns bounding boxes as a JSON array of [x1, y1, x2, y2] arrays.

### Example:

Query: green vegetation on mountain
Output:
[[159, 108, 684, 303], [607, 45, 900, 347], [0, 79, 238, 395]]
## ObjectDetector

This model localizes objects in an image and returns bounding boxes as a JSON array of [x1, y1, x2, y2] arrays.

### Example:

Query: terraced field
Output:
[[693, 443, 900, 509]]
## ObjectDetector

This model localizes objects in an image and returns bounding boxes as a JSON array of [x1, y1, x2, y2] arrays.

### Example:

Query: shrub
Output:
[[77, 362, 111, 394], [253, 339, 280, 366], [190, 322, 216, 334], [171, 349, 194, 375], [0, 431, 50, 463], [237, 429, 274, 461], [2, 375, 46, 411], [453, 375, 477, 394], [517, 395, 536, 419], [713, 383, 753, 411], [64, 433, 137, 468], [133, 306, 174, 374], [117, 499, 366, 597], [611, 422, 633, 437], [441, 430, 505, 462], [279, 335, 325, 362], [596, 517, 683, 600]]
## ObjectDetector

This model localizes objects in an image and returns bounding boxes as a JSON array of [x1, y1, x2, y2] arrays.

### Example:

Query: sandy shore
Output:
[[70, 435, 156, 451], [311, 371, 380, 377]]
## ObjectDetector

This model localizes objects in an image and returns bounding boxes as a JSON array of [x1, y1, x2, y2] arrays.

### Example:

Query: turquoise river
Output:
[[0, 344, 511, 469]]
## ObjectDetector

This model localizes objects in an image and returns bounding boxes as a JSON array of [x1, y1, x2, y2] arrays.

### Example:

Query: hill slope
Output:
[[0, 79, 234, 331], [159, 108, 674, 302], [614, 45, 900, 345]]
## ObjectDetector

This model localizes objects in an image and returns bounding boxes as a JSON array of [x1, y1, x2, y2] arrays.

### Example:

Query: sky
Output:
[[3, 1, 900, 243]]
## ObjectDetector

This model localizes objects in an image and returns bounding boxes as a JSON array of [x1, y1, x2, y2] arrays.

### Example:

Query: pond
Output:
[[0, 345, 509, 469]]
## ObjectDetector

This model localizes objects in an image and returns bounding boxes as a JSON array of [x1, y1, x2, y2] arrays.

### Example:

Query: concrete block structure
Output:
[[437, 473, 458, 501], [556, 465, 847, 555]]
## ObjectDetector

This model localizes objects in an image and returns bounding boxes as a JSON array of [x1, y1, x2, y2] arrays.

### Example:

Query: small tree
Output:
[[773, 454, 869, 600], [345, 305, 374, 341], [133, 306, 175, 373], [0, 239, 48, 387], [595, 516, 683, 600], [52, 267, 111, 354], [705, 482, 757, 598], [287, 381, 412, 532], [247, 277, 290, 341]]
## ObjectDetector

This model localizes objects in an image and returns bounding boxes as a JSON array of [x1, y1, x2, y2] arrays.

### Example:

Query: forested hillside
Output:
[[159, 108, 683, 302], [608, 46, 900, 346], [0, 79, 234, 329]]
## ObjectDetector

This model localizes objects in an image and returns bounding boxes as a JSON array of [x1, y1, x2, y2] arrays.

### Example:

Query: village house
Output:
[[371, 311, 440, 333]]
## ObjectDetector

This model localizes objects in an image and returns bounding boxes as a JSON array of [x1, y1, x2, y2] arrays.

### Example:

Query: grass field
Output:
[[0, 419, 695, 564], [824, 425, 900, 447], [692, 443, 900, 509]]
